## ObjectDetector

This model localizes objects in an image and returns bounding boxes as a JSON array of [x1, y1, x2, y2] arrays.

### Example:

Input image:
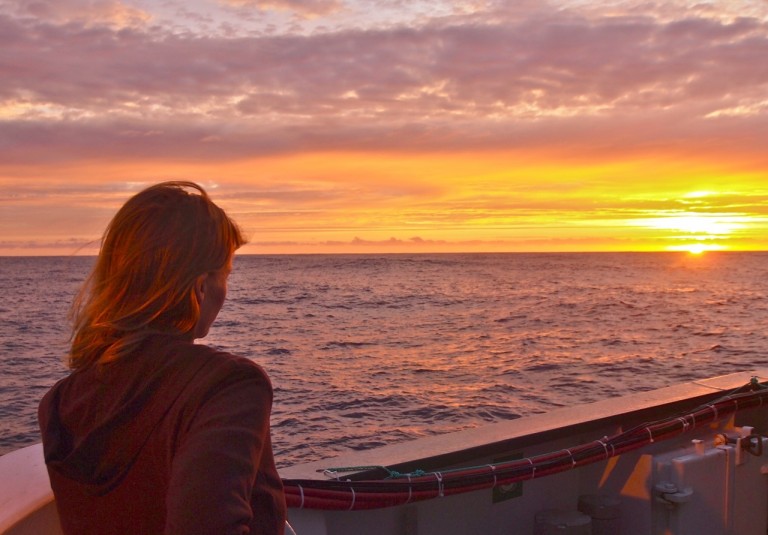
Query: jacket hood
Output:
[[38, 336, 213, 496]]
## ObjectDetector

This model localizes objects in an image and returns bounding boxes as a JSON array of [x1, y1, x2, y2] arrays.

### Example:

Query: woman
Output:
[[38, 181, 287, 535]]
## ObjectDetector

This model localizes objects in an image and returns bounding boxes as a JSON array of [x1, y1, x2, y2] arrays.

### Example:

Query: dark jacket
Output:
[[38, 335, 286, 535]]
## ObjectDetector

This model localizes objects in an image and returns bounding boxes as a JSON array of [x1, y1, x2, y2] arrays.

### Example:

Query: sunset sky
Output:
[[1, 0, 767, 255]]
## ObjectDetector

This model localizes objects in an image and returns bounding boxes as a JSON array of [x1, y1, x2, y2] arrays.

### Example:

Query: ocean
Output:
[[1, 252, 767, 468]]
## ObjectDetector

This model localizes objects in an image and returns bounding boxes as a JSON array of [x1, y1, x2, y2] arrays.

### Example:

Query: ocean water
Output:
[[1, 252, 767, 468]]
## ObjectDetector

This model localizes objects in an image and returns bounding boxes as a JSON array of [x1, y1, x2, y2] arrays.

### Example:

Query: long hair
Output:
[[69, 181, 246, 369]]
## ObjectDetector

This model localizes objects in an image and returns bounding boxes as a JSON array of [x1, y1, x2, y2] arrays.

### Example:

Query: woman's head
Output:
[[69, 181, 246, 369]]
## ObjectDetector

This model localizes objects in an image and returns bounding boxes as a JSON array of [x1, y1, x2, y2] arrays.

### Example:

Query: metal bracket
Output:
[[655, 482, 694, 507]]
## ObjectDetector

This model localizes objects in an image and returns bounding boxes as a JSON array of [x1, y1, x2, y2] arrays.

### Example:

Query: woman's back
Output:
[[39, 334, 286, 535]]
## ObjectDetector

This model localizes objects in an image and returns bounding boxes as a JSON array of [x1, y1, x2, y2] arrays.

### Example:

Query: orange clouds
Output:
[[1, 149, 767, 254]]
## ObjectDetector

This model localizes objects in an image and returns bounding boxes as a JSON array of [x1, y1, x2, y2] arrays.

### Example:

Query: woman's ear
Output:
[[193, 273, 208, 306]]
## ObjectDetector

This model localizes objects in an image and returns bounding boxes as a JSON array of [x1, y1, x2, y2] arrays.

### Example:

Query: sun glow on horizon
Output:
[[640, 214, 746, 236], [668, 242, 728, 255], [3, 158, 768, 255]]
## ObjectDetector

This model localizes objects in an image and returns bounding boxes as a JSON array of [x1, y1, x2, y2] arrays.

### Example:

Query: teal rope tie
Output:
[[322, 465, 428, 479], [387, 468, 428, 479]]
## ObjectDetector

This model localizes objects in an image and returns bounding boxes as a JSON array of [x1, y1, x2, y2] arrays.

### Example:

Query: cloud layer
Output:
[[1, 0, 767, 253], [3, 2, 767, 161]]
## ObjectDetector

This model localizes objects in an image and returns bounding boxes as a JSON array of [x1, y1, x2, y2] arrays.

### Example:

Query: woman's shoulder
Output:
[[142, 338, 275, 416], [202, 346, 269, 380], [173, 340, 272, 388]]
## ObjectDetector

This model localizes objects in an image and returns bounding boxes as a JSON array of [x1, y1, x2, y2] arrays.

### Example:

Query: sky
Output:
[[1, 0, 767, 255]]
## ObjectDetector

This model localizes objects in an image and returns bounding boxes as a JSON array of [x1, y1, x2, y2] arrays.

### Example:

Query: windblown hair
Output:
[[69, 181, 246, 369]]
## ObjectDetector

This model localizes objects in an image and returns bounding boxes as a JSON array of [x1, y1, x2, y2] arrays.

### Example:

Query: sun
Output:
[[685, 243, 707, 255], [668, 242, 726, 254], [636, 210, 748, 254]]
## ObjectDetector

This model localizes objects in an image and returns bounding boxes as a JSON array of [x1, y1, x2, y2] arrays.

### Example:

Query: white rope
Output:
[[487, 464, 497, 487], [565, 448, 576, 468], [596, 439, 610, 460], [406, 474, 413, 504]]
